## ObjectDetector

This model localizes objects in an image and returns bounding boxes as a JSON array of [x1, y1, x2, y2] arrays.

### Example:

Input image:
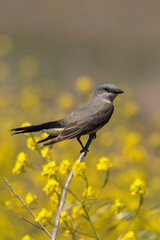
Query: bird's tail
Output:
[[11, 120, 65, 135]]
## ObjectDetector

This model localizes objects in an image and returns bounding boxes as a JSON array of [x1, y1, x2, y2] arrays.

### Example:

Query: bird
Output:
[[11, 83, 124, 151]]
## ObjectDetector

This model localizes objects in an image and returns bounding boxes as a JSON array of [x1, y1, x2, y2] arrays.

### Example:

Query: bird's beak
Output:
[[116, 89, 124, 94]]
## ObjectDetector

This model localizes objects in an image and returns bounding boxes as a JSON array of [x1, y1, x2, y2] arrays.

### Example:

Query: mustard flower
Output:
[[12, 152, 27, 174], [40, 147, 50, 158], [50, 192, 59, 206], [25, 192, 37, 205], [72, 207, 80, 220], [12, 161, 25, 174], [17, 152, 27, 163], [5, 201, 11, 208], [121, 231, 136, 240], [83, 186, 95, 199], [72, 160, 86, 177], [125, 132, 141, 146], [42, 161, 58, 177], [40, 132, 49, 140], [60, 210, 71, 224], [64, 230, 71, 236], [75, 75, 93, 93], [96, 157, 112, 171], [21, 122, 31, 127], [130, 178, 146, 195], [36, 208, 52, 224], [43, 179, 60, 195], [27, 137, 38, 150], [22, 234, 33, 240], [111, 199, 125, 215], [59, 159, 72, 174]]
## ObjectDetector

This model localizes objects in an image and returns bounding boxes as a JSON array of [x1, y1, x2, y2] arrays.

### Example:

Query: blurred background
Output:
[[1, 1, 160, 240]]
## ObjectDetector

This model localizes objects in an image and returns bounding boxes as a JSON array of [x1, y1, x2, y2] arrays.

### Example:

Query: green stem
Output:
[[66, 188, 99, 239], [88, 169, 110, 212], [65, 222, 76, 240], [83, 173, 89, 189], [62, 226, 97, 239], [82, 204, 100, 240], [118, 194, 144, 240]]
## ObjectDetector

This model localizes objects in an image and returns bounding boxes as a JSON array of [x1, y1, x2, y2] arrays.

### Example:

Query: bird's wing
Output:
[[59, 102, 114, 139], [44, 103, 114, 146]]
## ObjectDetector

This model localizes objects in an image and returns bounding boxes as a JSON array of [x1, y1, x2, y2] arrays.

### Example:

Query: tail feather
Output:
[[43, 135, 63, 146], [11, 120, 65, 135], [37, 134, 56, 143]]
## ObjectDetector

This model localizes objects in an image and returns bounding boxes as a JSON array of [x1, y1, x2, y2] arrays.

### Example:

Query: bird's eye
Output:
[[105, 88, 110, 92]]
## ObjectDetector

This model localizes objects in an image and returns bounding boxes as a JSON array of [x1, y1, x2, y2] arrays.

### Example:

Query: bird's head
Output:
[[93, 83, 124, 102]]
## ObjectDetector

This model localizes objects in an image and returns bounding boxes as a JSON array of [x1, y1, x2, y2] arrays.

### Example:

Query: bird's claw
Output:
[[80, 147, 89, 155]]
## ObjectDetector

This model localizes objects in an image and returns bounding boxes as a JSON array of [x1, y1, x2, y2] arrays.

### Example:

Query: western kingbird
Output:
[[11, 83, 124, 150]]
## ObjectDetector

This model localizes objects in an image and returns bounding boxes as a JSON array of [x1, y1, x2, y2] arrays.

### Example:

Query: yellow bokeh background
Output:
[[0, 2, 160, 239]]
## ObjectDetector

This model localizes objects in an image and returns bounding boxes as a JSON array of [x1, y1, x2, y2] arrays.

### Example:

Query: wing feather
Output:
[[44, 102, 114, 146]]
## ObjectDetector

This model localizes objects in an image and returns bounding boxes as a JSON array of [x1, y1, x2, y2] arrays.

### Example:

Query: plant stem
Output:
[[51, 134, 96, 240]]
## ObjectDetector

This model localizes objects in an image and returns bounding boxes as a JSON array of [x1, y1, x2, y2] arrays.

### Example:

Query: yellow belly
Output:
[[84, 126, 102, 135]]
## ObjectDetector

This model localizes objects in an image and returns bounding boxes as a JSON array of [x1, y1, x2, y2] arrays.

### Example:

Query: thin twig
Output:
[[117, 194, 144, 240], [51, 133, 96, 240], [3, 178, 52, 238]]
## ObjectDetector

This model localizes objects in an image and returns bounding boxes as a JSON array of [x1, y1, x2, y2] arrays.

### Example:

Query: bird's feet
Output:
[[91, 132, 97, 139], [80, 147, 89, 156]]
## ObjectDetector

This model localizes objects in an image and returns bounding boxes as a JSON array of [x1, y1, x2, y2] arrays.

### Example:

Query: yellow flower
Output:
[[50, 192, 59, 206], [64, 229, 71, 236], [40, 147, 50, 158], [72, 207, 80, 220], [121, 231, 136, 240], [42, 161, 58, 177], [5, 201, 11, 208], [111, 199, 125, 215], [43, 179, 60, 195], [12, 152, 27, 174], [18, 56, 39, 78], [0, 34, 13, 57], [21, 122, 31, 128], [36, 208, 52, 224], [57, 92, 74, 110], [73, 160, 86, 177], [22, 234, 33, 240], [12, 161, 25, 174], [59, 159, 72, 174], [75, 75, 93, 93], [125, 132, 141, 146], [130, 178, 146, 195], [83, 186, 95, 199], [25, 193, 37, 205], [96, 157, 112, 171], [17, 152, 27, 164], [60, 210, 71, 224], [27, 137, 38, 150], [40, 133, 49, 140]]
